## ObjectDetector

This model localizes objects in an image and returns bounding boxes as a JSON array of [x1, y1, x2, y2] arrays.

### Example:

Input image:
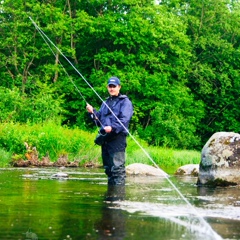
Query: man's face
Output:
[[107, 84, 121, 96]]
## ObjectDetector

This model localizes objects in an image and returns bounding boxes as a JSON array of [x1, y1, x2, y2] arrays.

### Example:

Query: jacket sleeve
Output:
[[111, 98, 133, 134], [88, 106, 103, 127]]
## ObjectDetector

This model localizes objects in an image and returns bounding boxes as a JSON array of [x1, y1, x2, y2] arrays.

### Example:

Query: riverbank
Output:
[[0, 122, 201, 173]]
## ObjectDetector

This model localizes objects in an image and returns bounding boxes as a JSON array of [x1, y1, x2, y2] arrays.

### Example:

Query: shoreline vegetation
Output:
[[0, 122, 201, 174]]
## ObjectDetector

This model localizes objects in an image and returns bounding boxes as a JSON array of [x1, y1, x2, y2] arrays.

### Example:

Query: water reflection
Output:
[[105, 185, 126, 202], [24, 229, 38, 240], [95, 185, 126, 239], [195, 185, 240, 239]]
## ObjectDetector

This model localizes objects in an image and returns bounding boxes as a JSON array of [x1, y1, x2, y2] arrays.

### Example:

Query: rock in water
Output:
[[126, 163, 167, 177], [51, 172, 69, 179], [175, 164, 199, 176], [197, 132, 240, 186]]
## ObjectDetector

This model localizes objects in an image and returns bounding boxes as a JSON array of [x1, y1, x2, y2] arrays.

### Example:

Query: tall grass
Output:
[[0, 148, 12, 167], [0, 122, 101, 167], [0, 122, 201, 172]]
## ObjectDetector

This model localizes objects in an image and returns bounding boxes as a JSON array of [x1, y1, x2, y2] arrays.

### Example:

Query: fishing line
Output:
[[29, 16, 222, 240], [30, 17, 105, 129], [36, 25, 87, 103]]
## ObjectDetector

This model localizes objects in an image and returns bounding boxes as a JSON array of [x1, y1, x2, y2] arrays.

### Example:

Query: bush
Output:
[[0, 85, 64, 124]]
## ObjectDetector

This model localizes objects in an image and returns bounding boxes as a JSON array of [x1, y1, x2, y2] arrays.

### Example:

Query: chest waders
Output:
[[101, 132, 127, 185]]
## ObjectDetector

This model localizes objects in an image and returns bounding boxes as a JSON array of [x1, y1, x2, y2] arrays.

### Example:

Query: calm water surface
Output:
[[0, 167, 239, 240]]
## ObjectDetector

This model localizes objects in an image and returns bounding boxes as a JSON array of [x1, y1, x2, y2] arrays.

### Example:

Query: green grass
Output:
[[0, 121, 101, 167], [0, 148, 12, 167], [0, 122, 201, 173], [126, 137, 200, 174]]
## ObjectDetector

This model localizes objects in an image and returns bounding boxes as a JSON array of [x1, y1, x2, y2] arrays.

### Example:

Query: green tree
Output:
[[0, 0, 75, 123], [0, 87, 23, 122], [160, 0, 240, 143], [0, 84, 64, 124]]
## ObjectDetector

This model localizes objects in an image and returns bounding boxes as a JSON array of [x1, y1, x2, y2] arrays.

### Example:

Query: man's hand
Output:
[[104, 126, 112, 133], [86, 103, 93, 113]]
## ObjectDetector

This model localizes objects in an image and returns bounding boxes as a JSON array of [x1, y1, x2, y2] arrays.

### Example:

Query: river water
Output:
[[0, 167, 239, 240]]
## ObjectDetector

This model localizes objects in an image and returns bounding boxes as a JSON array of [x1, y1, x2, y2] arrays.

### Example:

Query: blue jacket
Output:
[[91, 94, 133, 135]]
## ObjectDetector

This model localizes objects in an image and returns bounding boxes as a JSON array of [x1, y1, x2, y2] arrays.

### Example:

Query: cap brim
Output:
[[108, 83, 118, 86]]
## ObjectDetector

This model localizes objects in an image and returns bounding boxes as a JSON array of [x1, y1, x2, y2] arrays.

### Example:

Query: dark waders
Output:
[[101, 133, 127, 185]]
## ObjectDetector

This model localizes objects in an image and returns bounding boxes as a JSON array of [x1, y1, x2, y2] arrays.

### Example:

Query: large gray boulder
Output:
[[197, 132, 240, 186]]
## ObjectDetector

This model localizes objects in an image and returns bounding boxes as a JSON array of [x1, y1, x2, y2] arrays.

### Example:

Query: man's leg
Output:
[[102, 150, 126, 185], [110, 151, 126, 185], [101, 144, 113, 180]]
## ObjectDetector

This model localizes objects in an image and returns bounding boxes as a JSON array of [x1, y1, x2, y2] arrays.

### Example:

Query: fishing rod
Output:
[[29, 16, 222, 240], [30, 17, 106, 130]]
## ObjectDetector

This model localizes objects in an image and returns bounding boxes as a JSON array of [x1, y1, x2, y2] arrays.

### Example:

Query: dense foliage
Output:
[[0, 0, 239, 150]]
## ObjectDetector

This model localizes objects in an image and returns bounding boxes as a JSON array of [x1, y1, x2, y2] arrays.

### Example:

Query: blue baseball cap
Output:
[[107, 77, 120, 86]]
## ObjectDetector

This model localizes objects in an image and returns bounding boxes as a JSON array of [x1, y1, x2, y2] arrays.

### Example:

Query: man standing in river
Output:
[[86, 76, 133, 185]]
